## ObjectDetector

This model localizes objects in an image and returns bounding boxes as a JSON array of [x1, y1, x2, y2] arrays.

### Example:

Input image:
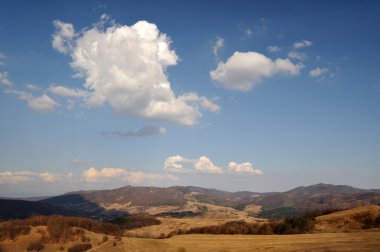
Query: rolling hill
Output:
[[38, 183, 380, 219]]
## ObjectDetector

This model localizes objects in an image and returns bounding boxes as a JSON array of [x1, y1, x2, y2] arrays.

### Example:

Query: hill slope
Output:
[[39, 183, 380, 218]]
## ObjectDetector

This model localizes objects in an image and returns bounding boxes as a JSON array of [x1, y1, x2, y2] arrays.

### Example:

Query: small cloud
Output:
[[52, 20, 75, 54], [164, 155, 187, 173], [39, 172, 63, 182], [228, 162, 263, 175], [267, 46, 281, 53], [0, 171, 37, 184], [81, 167, 177, 184], [210, 51, 303, 91], [28, 94, 59, 113], [124, 171, 178, 185], [82, 167, 127, 182], [5, 89, 33, 100], [213, 36, 224, 59], [102, 125, 166, 138], [164, 155, 223, 174], [25, 83, 41, 91], [0, 171, 70, 184], [293, 40, 313, 49], [288, 51, 306, 61], [195, 155, 223, 174], [5, 89, 58, 113], [48, 85, 88, 97], [245, 28, 253, 38], [309, 67, 329, 78], [70, 159, 88, 166], [0, 72, 12, 85]]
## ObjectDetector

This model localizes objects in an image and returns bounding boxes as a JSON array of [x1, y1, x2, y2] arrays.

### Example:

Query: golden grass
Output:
[[315, 205, 380, 233], [101, 232, 380, 252]]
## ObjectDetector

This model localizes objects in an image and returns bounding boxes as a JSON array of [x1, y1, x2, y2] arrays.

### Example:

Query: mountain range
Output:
[[1, 183, 379, 220]]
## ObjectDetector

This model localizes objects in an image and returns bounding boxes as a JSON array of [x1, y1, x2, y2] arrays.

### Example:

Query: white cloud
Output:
[[309, 67, 329, 78], [195, 156, 223, 174], [52, 18, 219, 126], [39, 172, 64, 182], [0, 52, 6, 65], [267, 46, 281, 53], [0, 171, 69, 184], [48, 85, 88, 97], [164, 155, 223, 174], [0, 171, 36, 184], [5, 89, 58, 113], [28, 94, 58, 113], [228, 162, 263, 175], [4, 89, 33, 100], [213, 36, 224, 58], [164, 155, 186, 173], [52, 20, 75, 54], [82, 167, 127, 183], [293, 40, 313, 49], [124, 171, 178, 185], [25, 83, 41, 91], [81, 167, 177, 184], [288, 51, 306, 61], [210, 51, 303, 91], [0, 72, 12, 85]]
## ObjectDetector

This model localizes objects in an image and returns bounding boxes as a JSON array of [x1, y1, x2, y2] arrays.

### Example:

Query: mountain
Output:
[[0, 199, 80, 220], [39, 183, 380, 219]]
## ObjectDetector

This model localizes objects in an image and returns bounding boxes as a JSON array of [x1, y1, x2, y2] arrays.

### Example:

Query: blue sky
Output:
[[0, 0, 379, 197]]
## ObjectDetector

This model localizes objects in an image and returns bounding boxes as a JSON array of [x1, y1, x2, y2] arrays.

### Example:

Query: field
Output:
[[1, 205, 380, 251], [117, 233, 380, 252], [1, 230, 380, 252]]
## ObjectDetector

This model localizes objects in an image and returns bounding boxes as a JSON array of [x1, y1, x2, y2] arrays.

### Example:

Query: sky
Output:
[[0, 0, 379, 197]]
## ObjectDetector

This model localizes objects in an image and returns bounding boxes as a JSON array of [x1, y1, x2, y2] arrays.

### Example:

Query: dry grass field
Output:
[[117, 233, 380, 252], [1, 230, 380, 252], [1, 206, 380, 251]]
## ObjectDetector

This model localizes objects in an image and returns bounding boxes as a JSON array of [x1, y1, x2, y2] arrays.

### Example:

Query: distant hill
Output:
[[38, 183, 380, 219], [0, 199, 80, 220]]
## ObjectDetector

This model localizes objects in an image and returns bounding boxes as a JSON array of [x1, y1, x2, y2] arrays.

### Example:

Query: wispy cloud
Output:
[[0, 72, 12, 85], [309, 67, 330, 79], [0, 171, 71, 184], [267, 45, 281, 53], [102, 125, 166, 138], [81, 167, 177, 184], [213, 36, 224, 59], [5, 89, 59, 113], [293, 40, 313, 49]]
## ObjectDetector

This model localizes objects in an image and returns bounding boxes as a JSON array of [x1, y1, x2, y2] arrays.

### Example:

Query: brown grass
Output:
[[315, 205, 380, 232]]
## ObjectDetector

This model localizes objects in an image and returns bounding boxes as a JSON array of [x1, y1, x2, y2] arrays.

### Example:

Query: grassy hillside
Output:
[[1, 230, 379, 252]]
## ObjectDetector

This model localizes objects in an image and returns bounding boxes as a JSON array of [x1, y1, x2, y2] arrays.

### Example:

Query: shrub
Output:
[[110, 214, 161, 230], [26, 240, 44, 251], [0, 220, 31, 240], [47, 216, 73, 242], [67, 243, 92, 252], [352, 211, 380, 229]]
